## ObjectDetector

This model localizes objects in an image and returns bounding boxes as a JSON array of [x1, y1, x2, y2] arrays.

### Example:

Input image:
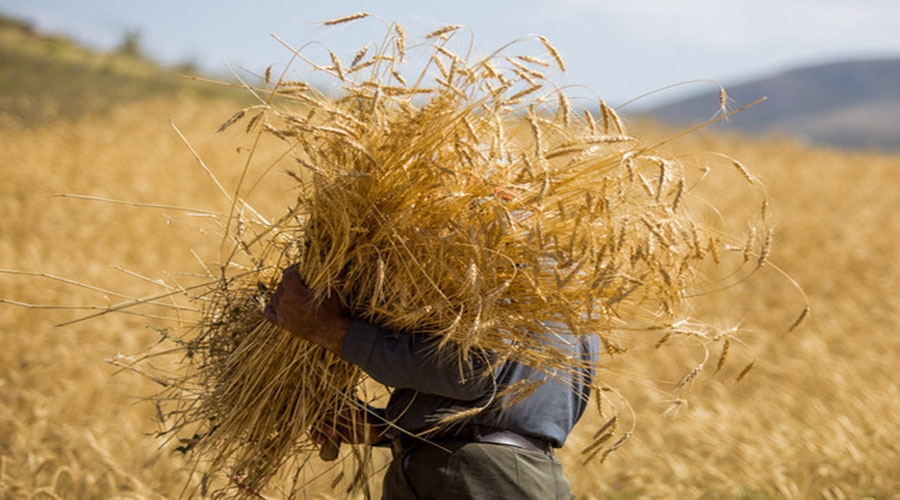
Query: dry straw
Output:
[[99, 15, 806, 498]]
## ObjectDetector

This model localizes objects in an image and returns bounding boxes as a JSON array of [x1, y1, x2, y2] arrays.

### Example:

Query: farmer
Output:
[[265, 266, 598, 499]]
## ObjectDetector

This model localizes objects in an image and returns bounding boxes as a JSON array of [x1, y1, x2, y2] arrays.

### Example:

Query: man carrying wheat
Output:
[[129, 15, 797, 499]]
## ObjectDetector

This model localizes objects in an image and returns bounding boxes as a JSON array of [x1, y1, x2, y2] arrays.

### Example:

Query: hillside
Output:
[[645, 57, 900, 152], [0, 15, 244, 127]]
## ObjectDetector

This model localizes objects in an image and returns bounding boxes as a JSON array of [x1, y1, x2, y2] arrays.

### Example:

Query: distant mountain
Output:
[[643, 58, 900, 152]]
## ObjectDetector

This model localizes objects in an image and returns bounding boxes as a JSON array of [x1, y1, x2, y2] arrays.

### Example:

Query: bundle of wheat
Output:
[[146, 14, 800, 497]]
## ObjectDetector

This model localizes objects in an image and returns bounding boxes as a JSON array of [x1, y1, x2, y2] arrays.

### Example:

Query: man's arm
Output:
[[341, 319, 494, 401], [264, 267, 494, 401]]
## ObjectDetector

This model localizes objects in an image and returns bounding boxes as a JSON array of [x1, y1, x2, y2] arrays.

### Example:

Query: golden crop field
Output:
[[1, 92, 897, 499]]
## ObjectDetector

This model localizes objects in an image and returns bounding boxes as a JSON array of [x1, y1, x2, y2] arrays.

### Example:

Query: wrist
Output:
[[319, 317, 350, 355], [366, 422, 390, 446]]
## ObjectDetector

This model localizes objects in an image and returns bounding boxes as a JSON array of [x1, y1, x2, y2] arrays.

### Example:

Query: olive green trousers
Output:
[[382, 440, 573, 499]]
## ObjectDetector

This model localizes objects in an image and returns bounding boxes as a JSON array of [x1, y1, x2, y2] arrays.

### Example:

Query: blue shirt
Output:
[[341, 319, 600, 447]]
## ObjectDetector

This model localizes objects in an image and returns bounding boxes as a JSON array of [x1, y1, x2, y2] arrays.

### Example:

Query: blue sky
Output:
[[2, 0, 899, 107]]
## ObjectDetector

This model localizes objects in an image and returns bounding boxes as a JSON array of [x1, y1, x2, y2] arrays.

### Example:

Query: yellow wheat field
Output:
[[1, 92, 898, 499]]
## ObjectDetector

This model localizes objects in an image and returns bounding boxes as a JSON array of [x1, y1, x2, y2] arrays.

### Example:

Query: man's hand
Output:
[[311, 403, 389, 461], [263, 267, 351, 355]]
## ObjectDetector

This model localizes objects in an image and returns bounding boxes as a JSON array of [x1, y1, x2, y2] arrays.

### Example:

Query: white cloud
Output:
[[540, 0, 900, 51]]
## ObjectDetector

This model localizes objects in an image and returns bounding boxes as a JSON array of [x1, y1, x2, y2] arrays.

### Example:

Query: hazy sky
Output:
[[2, 0, 899, 107]]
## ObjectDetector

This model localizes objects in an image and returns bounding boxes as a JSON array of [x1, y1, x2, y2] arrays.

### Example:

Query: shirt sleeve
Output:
[[340, 319, 495, 401]]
